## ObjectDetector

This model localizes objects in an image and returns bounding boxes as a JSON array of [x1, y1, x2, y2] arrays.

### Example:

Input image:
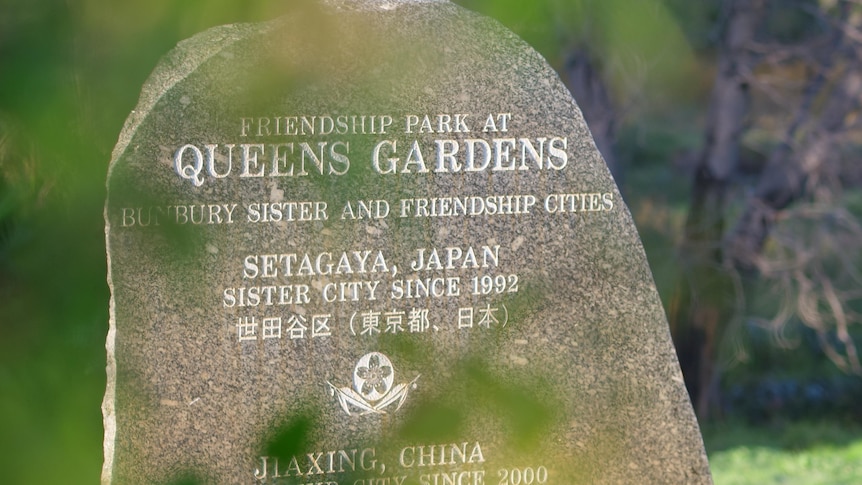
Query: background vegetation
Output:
[[1, 0, 861, 483]]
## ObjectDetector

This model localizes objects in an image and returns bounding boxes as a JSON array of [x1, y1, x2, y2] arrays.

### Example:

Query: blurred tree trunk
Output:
[[726, 1, 858, 270], [670, 0, 764, 419], [721, 0, 862, 375], [727, 74, 862, 270], [564, 49, 621, 185]]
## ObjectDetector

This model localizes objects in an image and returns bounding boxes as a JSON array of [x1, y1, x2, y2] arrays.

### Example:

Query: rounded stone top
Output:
[[323, 0, 446, 10]]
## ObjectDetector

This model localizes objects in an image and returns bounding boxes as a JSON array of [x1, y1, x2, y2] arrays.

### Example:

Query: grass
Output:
[[704, 421, 862, 485]]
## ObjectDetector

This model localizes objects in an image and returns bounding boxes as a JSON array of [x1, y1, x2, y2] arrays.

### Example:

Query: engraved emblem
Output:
[[327, 352, 419, 416]]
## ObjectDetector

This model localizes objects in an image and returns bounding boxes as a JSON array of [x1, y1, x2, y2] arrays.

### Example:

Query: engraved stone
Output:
[[103, 1, 713, 483]]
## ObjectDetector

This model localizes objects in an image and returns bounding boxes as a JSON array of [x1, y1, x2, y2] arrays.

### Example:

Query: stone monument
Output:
[[103, 0, 713, 483]]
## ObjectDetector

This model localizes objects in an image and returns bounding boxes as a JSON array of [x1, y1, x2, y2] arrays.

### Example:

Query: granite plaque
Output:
[[103, 0, 713, 483]]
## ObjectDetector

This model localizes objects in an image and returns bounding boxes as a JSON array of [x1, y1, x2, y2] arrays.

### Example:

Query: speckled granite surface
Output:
[[104, 1, 713, 483]]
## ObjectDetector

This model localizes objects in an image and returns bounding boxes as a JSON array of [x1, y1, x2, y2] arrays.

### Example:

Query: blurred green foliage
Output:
[[704, 421, 862, 485], [0, 2, 294, 482], [457, 0, 701, 116]]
